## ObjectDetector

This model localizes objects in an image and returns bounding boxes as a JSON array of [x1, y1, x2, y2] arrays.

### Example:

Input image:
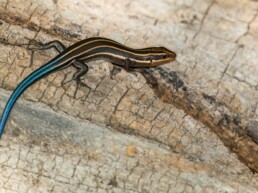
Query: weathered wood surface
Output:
[[0, 0, 258, 192]]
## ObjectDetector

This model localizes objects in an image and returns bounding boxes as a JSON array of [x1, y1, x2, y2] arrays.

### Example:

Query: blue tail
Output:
[[0, 60, 59, 137]]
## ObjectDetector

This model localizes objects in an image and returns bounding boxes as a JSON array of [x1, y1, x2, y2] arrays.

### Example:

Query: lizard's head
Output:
[[145, 47, 176, 67]]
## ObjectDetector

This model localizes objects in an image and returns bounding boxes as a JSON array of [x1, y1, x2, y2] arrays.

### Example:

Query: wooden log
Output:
[[0, 0, 257, 192]]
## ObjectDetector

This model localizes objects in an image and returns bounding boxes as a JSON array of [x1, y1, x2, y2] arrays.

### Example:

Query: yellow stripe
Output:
[[79, 52, 151, 64], [61, 38, 165, 59]]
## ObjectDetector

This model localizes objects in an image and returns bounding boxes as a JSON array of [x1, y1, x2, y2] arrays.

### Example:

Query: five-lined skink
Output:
[[0, 37, 176, 137]]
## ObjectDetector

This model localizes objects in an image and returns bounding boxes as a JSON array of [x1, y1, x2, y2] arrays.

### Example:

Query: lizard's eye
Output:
[[147, 56, 154, 60], [163, 55, 167, 59]]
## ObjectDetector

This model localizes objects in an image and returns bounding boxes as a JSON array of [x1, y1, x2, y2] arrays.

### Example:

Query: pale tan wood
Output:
[[0, 0, 258, 192]]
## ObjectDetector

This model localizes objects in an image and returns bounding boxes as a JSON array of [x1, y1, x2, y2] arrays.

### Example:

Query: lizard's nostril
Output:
[[170, 52, 176, 59]]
